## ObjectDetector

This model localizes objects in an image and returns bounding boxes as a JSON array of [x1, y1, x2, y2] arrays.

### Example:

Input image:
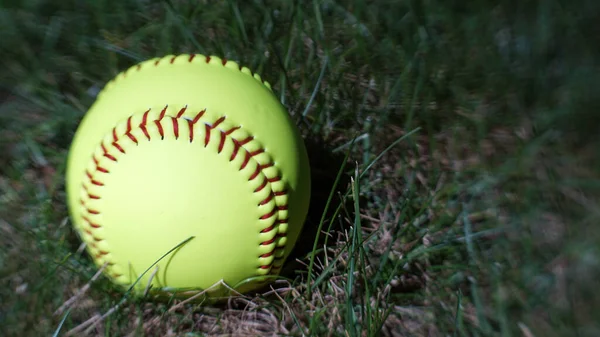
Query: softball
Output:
[[65, 54, 311, 299]]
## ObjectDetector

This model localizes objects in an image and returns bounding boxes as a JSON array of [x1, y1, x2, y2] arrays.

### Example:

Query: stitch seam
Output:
[[79, 105, 290, 282], [103, 54, 272, 98]]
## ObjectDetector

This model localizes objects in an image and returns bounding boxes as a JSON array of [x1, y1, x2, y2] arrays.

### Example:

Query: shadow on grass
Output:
[[278, 135, 353, 282]]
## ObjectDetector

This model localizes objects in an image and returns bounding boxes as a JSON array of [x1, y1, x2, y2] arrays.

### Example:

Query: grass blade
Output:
[[359, 127, 421, 178], [306, 136, 355, 296], [52, 308, 71, 337], [301, 55, 329, 118], [345, 168, 363, 337]]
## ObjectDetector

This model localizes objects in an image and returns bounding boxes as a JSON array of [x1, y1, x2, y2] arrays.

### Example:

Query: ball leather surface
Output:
[[65, 54, 311, 298]]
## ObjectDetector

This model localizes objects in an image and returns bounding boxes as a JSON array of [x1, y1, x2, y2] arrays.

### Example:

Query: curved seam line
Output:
[[80, 107, 290, 282], [103, 54, 273, 99]]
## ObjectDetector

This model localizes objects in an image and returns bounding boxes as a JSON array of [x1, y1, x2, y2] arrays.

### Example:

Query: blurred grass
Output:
[[1, 0, 599, 336]]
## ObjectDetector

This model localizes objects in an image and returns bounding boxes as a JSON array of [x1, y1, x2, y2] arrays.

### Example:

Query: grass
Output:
[[1, 0, 599, 336]]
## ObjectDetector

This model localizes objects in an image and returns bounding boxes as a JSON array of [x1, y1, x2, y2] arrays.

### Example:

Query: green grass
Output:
[[1, 0, 600, 336]]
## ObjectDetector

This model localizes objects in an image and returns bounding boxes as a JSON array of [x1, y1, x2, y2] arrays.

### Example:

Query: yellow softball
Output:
[[65, 54, 311, 299]]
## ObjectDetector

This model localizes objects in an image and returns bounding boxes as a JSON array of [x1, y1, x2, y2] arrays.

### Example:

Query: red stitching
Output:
[[240, 151, 251, 170], [154, 59, 160, 66], [170, 56, 176, 64], [248, 165, 261, 181], [237, 136, 254, 146], [250, 149, 265, 157], [218, 131, 225, 153], [126, 132, 137, 143], [204, 124, 211, 146], [154, 120, 165, 139], [141, 109, 150, 126], [258, 193, 274, 205], [96, 166, 109, 173], [85, 170, 92, 179], [140, 109, 151, 140], [93, 156, 99, 165], [83, 216, 101, 228], [260, 208, 277, 220], [189, 54, 196, 62], [172, 117, 179, 139], [274, 191, 287, 196], [112, 128, 118, 142], [87, 209, 100, 215], [176, 106, 187, 118], [187, 119, 194, 142], [102, 150, 117, 160], [260, 238, 276, 246], [230, 140, 241, 161], [254, 178, 268, 193], [103, 153, 117, 162], [88, 193, 101, 200], [221, 58, 227, 65], [259, 265, 271, 270], [259, 163, 274, 170], [206, 56, 211, 63], [260, 224, 275, 233], [268, 176, 281, 183], [112, 142, 125, 154], [158, 106, 168, 121], [140, 124, 150, 141], [125, 116, 138, 144], [225, 126, 240, 135], [212, 116, 225, 129], [260, 251, 274, 258], [192, 110, 205, 124], [277, 205, 288, 211]]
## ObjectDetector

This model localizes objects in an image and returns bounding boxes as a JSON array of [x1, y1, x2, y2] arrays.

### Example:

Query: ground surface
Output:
[[1, 1, 599, 336]]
